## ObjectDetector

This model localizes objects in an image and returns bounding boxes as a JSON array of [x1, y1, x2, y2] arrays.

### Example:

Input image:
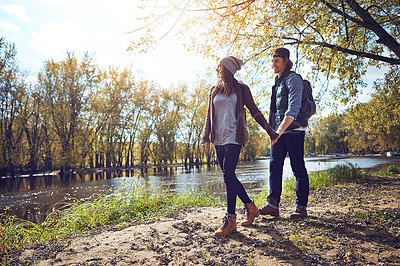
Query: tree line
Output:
[[307, 66, 400, 155], [0, 38, 271, 176], [1, 37, 399, 176]]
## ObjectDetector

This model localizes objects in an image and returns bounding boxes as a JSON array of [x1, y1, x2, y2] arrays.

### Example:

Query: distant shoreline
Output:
[[2, 152, 396, 179]]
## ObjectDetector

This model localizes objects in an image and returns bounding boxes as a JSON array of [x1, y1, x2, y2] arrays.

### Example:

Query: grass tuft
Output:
[[253, 163, 365, 205], [372, 163, 400, 177], [283, 162, 364, 196], [348, 208, 400, 225]]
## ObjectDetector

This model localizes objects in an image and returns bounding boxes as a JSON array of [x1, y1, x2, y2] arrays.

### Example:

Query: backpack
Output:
[[285, 73, 316, 119]]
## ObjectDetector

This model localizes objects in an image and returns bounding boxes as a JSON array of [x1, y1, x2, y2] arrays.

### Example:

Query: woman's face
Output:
[[216, 64, 224, 79]]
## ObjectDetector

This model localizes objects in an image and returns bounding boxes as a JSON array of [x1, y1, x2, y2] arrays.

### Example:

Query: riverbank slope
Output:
[[6, 174, 400, 265]]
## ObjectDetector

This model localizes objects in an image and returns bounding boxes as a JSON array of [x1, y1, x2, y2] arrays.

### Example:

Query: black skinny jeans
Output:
[[215, 144, 251, 214]]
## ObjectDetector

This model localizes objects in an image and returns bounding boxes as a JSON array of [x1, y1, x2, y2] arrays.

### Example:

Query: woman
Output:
[[202, 56, 278, 236]]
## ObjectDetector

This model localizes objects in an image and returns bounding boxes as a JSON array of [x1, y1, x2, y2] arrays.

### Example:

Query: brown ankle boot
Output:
[[215, 213, 237, 236], [241, 201, 259, 226], [259, 197, 280, 217], [289, 208, 307, 219]]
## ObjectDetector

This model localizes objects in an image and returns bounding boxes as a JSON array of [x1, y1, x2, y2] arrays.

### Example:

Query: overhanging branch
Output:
[[284, 38, 400, 64], [344, 0, 400, 58], [186, 0, 255, 12], [320, 0, 367, 27], [321, 0, 400, 59]]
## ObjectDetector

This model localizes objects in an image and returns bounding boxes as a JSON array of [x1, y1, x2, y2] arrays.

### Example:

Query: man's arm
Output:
[[272, 115, 294, 145]]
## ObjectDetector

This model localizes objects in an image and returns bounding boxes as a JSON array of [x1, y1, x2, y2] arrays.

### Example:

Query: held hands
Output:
[[202, 142, 210, 153], [271, 133, 281, 145], [271, 129, 284, 145], [271, 115, 294, 145]]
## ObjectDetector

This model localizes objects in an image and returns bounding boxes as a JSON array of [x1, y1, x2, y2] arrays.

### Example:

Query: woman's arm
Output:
[[243, 85, 278, 140]]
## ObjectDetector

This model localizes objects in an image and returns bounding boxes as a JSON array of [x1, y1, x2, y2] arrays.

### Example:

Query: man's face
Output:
[[271, 56, 285, 75]]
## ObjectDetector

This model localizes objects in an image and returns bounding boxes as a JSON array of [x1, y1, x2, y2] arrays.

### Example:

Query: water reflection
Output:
[[1, 155, 400, 223]]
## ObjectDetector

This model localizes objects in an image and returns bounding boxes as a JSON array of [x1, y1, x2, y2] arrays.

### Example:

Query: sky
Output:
[[0, 0, 212, 87]]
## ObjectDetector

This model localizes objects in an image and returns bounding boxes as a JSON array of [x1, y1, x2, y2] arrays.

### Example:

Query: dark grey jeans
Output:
[[269, 131, 309, 209], [215, 144, 251, 214]]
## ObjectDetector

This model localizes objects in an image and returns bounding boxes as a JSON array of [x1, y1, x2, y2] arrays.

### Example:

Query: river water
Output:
[[1, 155, 400, 222]]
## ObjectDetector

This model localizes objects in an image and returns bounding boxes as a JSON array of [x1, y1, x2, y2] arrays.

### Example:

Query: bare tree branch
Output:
[[284, 38, 400, 64], [160, 0, 191, 40], [186, 0, 255, 12], [344, 0, 400, 58], [320, 0, 368, 27]]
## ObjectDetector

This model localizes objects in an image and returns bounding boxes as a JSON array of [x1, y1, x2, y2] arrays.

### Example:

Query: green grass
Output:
[[0, 180, 220, 256], [283, 162, 364, 196], [348, 208, 400, 224], [253, 162, 365, 206], [372, 163, 400, 177]]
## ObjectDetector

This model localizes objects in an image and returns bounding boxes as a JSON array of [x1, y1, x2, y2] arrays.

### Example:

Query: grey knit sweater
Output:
[[202, 83, 273, 146]]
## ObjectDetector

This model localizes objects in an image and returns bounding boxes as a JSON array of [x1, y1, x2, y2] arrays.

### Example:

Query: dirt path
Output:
[[7, 175, 400, 265]]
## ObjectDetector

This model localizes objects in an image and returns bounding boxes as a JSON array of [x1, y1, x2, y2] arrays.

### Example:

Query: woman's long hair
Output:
[[213, 65, 240, 96]]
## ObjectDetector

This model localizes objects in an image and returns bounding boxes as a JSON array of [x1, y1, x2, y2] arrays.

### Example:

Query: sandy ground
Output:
[[5, 174, 400, 265]]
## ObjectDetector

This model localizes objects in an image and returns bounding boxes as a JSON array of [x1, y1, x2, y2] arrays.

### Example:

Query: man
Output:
[[259, 48, 309, 219]]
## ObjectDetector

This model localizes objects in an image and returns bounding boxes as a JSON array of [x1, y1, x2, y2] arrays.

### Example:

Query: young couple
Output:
[[202, 48, 310, 237]]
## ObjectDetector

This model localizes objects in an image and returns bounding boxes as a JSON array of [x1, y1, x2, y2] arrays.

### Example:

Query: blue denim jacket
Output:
[[284, 74, 304, 118]]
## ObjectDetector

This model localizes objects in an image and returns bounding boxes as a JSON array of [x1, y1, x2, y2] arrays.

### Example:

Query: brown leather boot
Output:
[[289, 208, 307, 219], [259, 197, 280, 217], [215, 213, 237, 236], [241, 201, 259, 226]]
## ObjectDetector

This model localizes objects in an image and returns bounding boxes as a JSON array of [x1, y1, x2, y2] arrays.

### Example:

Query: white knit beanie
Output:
[[220, 56, 243, 75]]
